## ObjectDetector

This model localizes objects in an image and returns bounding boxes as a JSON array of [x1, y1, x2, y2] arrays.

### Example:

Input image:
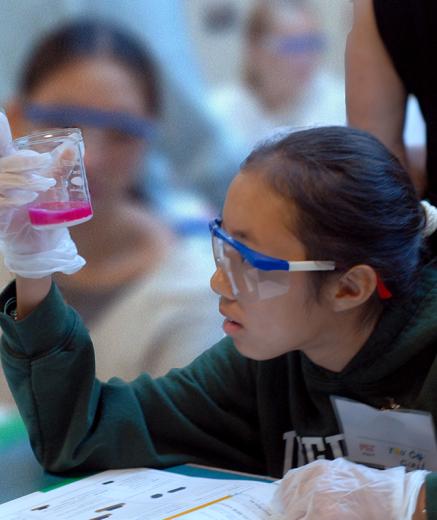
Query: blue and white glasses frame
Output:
[[209, 218, 335, 301]]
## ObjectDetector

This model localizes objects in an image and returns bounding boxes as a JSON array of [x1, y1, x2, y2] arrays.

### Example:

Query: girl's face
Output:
[[210, 170, 338, 361], [21, 57, 149, 205]]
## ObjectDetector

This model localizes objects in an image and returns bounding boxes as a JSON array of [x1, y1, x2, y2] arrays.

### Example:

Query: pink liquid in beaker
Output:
[[28, 201, 93, 229]]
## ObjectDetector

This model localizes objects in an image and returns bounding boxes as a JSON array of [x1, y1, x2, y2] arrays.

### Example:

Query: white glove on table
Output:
[[271, 458, 428, 520], [0, 112, 85, 278]]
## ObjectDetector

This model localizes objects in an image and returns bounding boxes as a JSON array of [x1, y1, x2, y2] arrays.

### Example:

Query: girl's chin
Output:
[[232, 337, 269, 361], [233, 336, 293, 361]]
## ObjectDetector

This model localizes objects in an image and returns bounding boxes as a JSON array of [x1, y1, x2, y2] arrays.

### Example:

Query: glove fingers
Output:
[[0, 172, 56, 192], [0, 150, 52, 172], [0, 188, 38, 207], [0, 113, 14, 156], [0, 150, 56, 208]]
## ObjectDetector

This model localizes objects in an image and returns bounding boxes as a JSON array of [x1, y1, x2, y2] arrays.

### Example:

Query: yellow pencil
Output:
[[162, 495, 232, 519]]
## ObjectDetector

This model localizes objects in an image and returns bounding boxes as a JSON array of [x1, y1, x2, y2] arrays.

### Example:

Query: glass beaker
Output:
[[13, 128, 93, 229]]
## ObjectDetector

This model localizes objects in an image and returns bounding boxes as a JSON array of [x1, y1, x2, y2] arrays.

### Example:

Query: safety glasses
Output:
[[209, 217, 335, 301], [262, 32, 326, 56]]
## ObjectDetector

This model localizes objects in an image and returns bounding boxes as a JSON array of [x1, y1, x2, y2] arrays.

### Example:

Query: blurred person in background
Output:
[[209, 0, 346, 156], [346, 0, 428, 200], [0, 18, 223, 404]]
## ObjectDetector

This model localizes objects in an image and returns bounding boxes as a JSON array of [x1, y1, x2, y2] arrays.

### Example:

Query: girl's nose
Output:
[[210, 266, 235, 299]]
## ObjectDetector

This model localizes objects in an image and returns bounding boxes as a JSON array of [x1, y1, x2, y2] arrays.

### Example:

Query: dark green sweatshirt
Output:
[[1, 267, 437, 517]]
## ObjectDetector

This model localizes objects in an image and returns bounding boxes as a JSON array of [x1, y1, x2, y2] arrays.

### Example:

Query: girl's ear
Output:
[[4, 99, 29, 138], [329, 264, 377, 312]]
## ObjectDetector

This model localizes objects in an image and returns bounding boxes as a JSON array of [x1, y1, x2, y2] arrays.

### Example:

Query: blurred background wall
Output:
[[0, 0, 351, 100]]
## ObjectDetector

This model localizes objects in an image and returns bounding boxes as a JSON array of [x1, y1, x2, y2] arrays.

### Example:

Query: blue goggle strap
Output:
[[24, 103, 156, 140]]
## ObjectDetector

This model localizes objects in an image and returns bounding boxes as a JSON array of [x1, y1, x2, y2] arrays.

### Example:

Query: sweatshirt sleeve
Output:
[[426, 473, 437, 519], [0, 281, 264, 475]]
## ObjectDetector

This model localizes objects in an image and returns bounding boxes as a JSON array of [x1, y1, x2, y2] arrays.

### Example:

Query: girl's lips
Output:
[[222, 318, 243, 336]]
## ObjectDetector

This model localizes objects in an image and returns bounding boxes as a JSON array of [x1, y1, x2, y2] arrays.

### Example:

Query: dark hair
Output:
[[241, 126, 426, 319], [18, 18, 160, 117]]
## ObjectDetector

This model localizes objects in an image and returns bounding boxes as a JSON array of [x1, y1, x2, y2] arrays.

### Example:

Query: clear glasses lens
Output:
[[212, 235, 291, 302]]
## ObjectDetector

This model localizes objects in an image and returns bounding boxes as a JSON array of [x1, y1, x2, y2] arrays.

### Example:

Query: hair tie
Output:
[[421, 200, 437, 237]]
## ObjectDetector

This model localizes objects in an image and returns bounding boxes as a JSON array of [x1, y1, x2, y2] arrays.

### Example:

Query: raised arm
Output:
[[1, 283, 262, 475], [346, 0, 408, 165], [15, 276, 51, 318]]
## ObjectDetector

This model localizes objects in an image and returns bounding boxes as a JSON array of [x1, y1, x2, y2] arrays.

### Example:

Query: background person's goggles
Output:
[[209, 218, 335, 301], [24, 103, 156, 141], [262, 32, 327, 55]]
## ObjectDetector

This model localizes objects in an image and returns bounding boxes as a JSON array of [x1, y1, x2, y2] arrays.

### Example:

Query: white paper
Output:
[[333, 396, 437, 471], [0, 467, 279, 520]]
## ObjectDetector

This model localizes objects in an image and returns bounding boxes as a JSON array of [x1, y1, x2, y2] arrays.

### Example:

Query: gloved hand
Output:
[[0, 112, 85, 278], [270, 458, 428, 520]]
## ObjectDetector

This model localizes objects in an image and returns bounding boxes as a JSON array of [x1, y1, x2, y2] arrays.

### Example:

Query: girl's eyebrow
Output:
[[224, 225, 256, 243], [233, 230, 252, 241], [221, 218, 258, 243]]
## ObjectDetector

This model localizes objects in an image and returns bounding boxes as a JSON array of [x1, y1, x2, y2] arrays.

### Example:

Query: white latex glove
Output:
[[271, 458, 428, 520], [0, 112, 85, 278]]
